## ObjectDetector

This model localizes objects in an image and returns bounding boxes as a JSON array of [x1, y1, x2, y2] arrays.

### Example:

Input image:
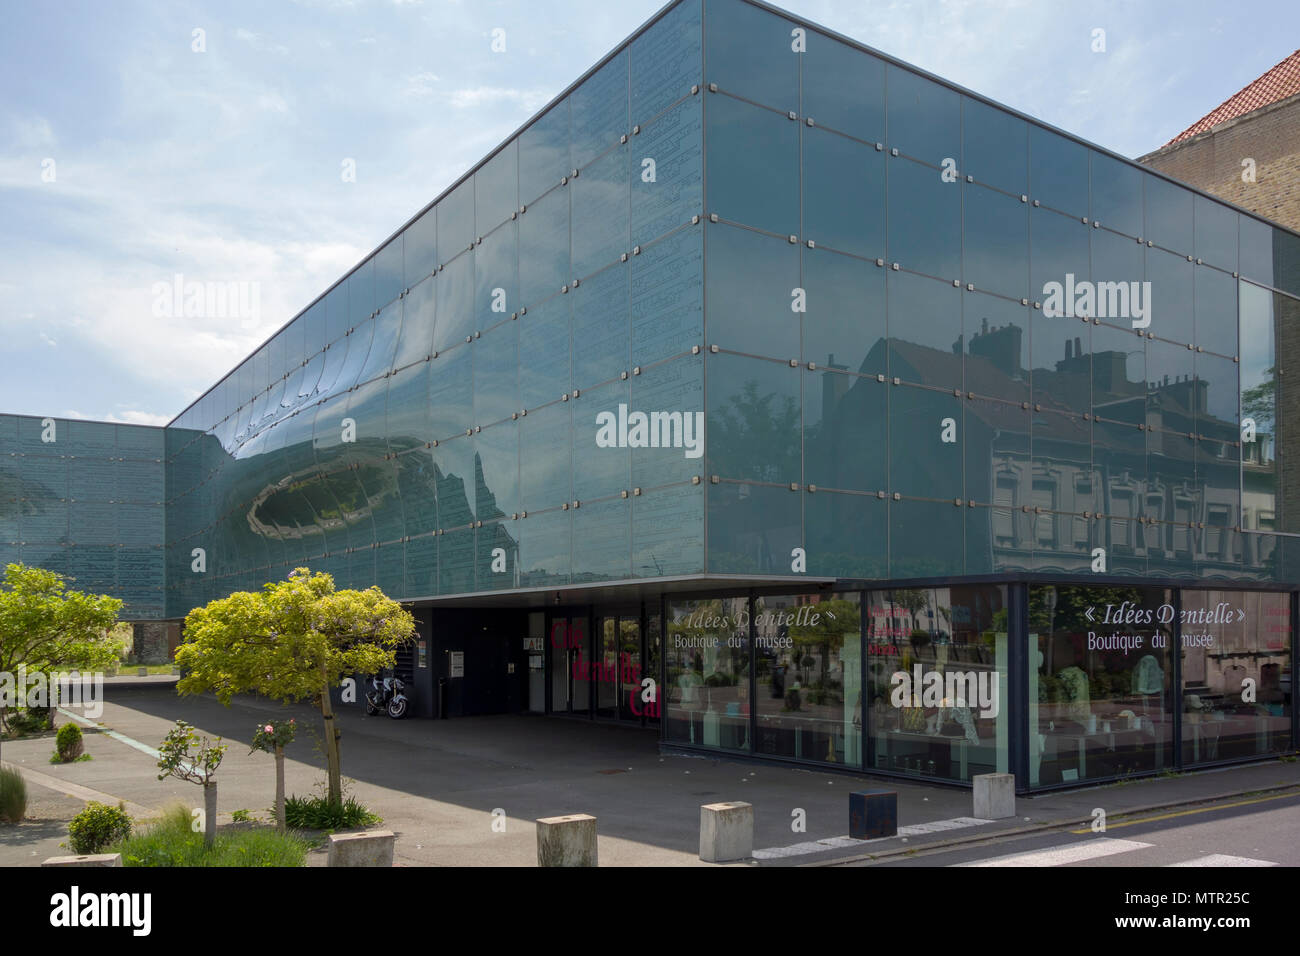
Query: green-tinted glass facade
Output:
[[0, 414, 165, 618]]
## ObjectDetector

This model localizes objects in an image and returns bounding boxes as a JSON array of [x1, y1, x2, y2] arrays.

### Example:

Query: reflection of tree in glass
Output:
[[788, 598, 860, 705], [709, 380, 800, 482]]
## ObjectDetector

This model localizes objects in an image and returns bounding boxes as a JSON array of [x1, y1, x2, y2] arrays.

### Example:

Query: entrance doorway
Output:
[[545, 605, 660, 726]]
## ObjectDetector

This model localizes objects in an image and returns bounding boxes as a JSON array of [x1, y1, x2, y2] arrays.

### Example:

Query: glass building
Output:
[[5, 0, 1300, 790]]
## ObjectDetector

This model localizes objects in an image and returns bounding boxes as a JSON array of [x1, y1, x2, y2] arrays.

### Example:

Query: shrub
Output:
[[115, 803, 308, 867], [68, 801, 133, 854], [0, 766, 27, 823], [55, 723, 84, 762], [283, 794, 381, 831]]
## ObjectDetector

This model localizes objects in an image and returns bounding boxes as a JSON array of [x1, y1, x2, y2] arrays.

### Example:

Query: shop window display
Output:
[[1180, 590, 1291, 764], [665, 596, 750, 749], [753, 592, 862, 766], [1029, 585, 1174, 786], [866, 585, 1008, 782]]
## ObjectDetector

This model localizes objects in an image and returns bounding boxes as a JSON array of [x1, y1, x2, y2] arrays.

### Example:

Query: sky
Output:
[[1, 0, 1296, 427]]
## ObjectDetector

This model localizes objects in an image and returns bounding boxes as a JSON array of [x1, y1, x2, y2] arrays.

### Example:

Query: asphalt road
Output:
[[853, 788, 1300, 867]]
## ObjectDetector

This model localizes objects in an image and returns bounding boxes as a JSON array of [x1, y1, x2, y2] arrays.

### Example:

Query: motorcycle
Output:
[[365, 674, 410, 719]]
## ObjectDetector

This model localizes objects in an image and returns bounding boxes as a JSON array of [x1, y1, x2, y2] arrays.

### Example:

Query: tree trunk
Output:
[[203, 781, 217, 848], [319, 677, 342, 806], [274, 745, 286, 832]]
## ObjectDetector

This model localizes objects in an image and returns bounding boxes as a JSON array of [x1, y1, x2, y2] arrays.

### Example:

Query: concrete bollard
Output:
[[42, 854, 122, 867], [536, 814, 598, 867], [327, 830, 396, 867], [137, 667, 149, 677], [849, 789, 897, 839], [699, 802, 753, 863], [973, 772, 1016, 819]]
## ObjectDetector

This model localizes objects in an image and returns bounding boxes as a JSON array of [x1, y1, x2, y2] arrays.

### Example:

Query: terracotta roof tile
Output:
[[1164, 48, 1300, 146]]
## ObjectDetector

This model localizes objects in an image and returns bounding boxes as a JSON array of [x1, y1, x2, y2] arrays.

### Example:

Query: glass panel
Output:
[[803, 247, 885, 376], [1194, 266, 1237, 357], [964, 295, 1029, 404], [886, 66, 959, 167], [806, 489, 887, 577], [888, 157, 960, 279], [631, 224, 702, 365], [1193, 194, 1237, 273], [630, 0, 701, 126], [1029, 584, 1174, 787], [805, 370, 884, 492], [1145, 247, 1193, 345], [1089, 151, 1143, 238], [519, 100, 570, 206], [474, 220, 517, 331], [518, 187, 570, 308], [393, 273, 435, 369], [705, 93, 798, 236], [706, 352, 800, 482], [1238, 281, 1277, 533], [802, 127, 885, 258], [1181, 590, 1292, 763], [754, 592, 861, 766], [355, 300, 401, 384], [475, 418, 518, 519], [633, 483, 704, 577], [437, 178, 476, 259], [386, 363, 430, 453], [1238, 217, 1273, 290], [890, 498, 963, 577], [1028, 125, 1088, 215], [631, 96, 703, 247], [572, 262, 629, 387], [868, 585, 1008, 781], [348, 259, 375, 328], [890, 384, 962, 499], [325, 278, 350, 343], [473, 320, 518, 425], [887, 270, 962, 386], [374, 236, 404, 307], [665, 596, 751, 749], [802, 34, 884, 141], [963, 184, 1028, 299], [517, 507, 571, 587], [572, 497, 630, 583], [518, 294, 571, 409], [572, 51, 627, 170], [520, 401, 572, 511], [708, 481, 800, 574], [705, 0, 796, 111], [1143, 173, 1193, 254], [706, 223, 799, 359], [1030, 207, 1090, 313], [571, 144, 628, 280], [575, 379, 631, 501], [404, 207, 437, 288], [476, 141, 518, 236], [961, 97, 1027, 195], [433, 252, 474, 352]]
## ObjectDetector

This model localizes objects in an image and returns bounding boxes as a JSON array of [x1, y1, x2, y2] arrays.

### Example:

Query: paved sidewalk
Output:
[[2, 683, 1296, 866]]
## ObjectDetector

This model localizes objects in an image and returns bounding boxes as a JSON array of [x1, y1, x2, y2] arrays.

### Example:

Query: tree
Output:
[[0, 563, 121, 762], [175, 568, 415, 806], [157, 719, 226, 848], [250, 718, 297, 831]]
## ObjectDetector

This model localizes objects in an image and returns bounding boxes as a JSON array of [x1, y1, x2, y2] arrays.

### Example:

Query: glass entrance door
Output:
[[549, 612, 590, 715]]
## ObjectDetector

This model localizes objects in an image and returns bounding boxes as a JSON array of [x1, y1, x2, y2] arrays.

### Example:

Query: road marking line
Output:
[[58, 707, 161, 759], [955, 837, 1153, 867], [1070, 790, 1300, 833], [754, 817, 994, 859], [1167, 854, 1277, 867]]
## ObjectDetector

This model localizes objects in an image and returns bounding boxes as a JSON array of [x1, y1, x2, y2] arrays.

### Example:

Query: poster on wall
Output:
[[450, 651, 465, 678]]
